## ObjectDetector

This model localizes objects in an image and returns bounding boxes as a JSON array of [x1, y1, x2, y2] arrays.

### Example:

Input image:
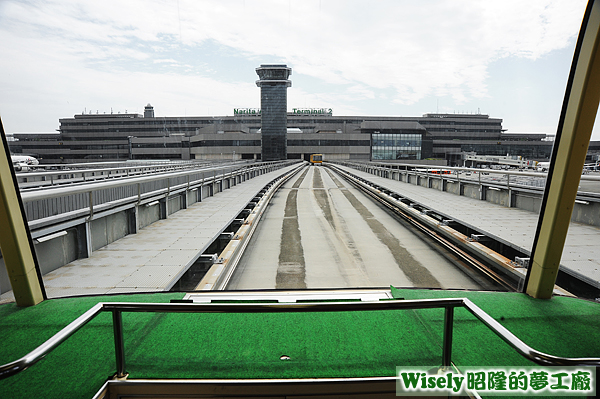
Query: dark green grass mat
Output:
[[0, 293, 185, 399], [390, 287, 600, 367], [124, 309, 441, 380], [1, 289, 599, 399]]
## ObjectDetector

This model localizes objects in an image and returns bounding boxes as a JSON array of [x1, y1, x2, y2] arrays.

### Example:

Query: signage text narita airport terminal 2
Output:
[[233, 108, 332, 116]]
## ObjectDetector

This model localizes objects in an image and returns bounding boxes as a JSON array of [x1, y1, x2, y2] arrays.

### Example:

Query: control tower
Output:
[[256, 64, 292, 161]]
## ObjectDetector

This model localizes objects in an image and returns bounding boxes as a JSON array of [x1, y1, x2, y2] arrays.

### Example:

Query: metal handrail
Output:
[[15, 160, 254, 184], [1, 296, 598, 381], [17, 162, 211, 180], [20, 161, 294, 202], [335, 161, 600, 203], [343, 160, 600, 181]]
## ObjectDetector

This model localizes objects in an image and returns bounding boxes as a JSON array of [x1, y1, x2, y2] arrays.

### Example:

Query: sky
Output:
[[1, 0, 598, 140]]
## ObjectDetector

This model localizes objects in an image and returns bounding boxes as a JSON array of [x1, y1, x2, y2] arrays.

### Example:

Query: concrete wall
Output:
[[1, 229, 79, 296], [571, 201, 600, 226], [139, 203, 161, 229], [462, 184, 480, 201], [91, 211, 130, 251], [445, 182, 460, 195], [514, 193, 542, 213], [168, 195, 183, 215], [35, 230, 79, 274], [485, 188, 509, 207]]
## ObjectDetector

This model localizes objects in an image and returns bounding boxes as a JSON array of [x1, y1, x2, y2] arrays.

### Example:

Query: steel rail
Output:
[[1, 296, 599, 381], [361, 180, 516, 290], [327, 163, 521, 291], [212, 163, 306, 290]]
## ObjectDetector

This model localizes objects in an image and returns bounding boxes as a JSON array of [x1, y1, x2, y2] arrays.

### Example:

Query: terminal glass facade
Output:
[[371, 133, 422, 160]]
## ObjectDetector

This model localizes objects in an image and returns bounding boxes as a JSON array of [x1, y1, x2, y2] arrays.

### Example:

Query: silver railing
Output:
[[345, 160, 600, 182], [1, 297, 598, 381], [15, 160, 251, 188], [20, 161, 296, 224], [336, 160, 600, 202]]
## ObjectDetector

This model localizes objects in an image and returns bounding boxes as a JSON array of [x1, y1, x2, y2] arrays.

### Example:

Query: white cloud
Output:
[[0, 0, 590, 135]]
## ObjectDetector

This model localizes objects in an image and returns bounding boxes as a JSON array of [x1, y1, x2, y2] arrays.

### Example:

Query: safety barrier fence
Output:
[[21, 161, 295, 227], [15, 160, 248, 187], [1, 297, 598, 382]]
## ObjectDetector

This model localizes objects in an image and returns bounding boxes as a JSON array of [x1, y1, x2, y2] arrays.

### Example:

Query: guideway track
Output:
[[326, 163, 571, 295], [226, 164, 484, 291], [195, 163, 306, 290]]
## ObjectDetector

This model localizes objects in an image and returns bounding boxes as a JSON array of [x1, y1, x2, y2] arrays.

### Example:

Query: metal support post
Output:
[[526, 0, 600, 298], [84, 220, 93, 257], [442, 306, 454, 368], [112, 310, 127, 378], [132, 205, 139, 234], [88, 191, 94, 219]]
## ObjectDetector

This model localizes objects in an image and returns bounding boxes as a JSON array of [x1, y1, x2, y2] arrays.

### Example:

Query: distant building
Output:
[[9, 108, 563, 165], [8, 66, 585, 165]]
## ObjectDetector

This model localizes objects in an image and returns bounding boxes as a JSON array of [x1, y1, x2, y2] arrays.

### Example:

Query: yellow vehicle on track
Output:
[[309, 154, 323, 164]]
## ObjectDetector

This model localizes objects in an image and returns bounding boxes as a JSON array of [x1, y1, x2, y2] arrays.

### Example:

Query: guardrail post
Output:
[[200, 174, 204, 202], [88, 191, 94, 219], [442, 306, 454, 368], [507, 174, 512, 208], [112, 310, 127, 378]]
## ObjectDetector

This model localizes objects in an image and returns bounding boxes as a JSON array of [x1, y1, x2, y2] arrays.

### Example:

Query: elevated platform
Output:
[[0, 289, 598, 398], [1, 164, 301, 301], [335, 164, 600, 290]]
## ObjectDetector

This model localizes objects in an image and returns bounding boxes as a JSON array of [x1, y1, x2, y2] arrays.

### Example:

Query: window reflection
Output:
[[372, 133, 422, 160]]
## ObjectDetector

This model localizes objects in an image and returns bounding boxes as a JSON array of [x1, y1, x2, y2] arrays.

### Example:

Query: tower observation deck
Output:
[[256, 64, 292, 161]]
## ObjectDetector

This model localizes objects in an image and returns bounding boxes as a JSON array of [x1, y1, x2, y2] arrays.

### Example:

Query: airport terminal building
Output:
[[10, 106, 567, 165], [9, 64, 599, 165]]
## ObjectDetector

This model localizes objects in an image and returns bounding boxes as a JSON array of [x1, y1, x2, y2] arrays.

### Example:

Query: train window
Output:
[[0, 0, 598, 302]]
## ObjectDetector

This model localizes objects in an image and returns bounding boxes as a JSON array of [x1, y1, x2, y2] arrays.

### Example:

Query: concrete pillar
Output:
[[0, 126, 45, 306]]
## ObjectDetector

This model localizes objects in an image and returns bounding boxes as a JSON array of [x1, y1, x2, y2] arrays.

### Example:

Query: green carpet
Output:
[[390, 287, 600, 366], [0, 293, 185, 399], [1, 289, 599, 399]]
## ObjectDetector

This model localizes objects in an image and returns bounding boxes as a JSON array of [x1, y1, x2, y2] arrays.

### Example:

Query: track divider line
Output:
[[195, 163, 306, 291]]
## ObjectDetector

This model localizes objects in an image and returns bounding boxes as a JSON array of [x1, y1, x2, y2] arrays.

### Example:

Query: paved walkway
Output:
[[335, 165, 600, 289], [1, 164, 300, 301]]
